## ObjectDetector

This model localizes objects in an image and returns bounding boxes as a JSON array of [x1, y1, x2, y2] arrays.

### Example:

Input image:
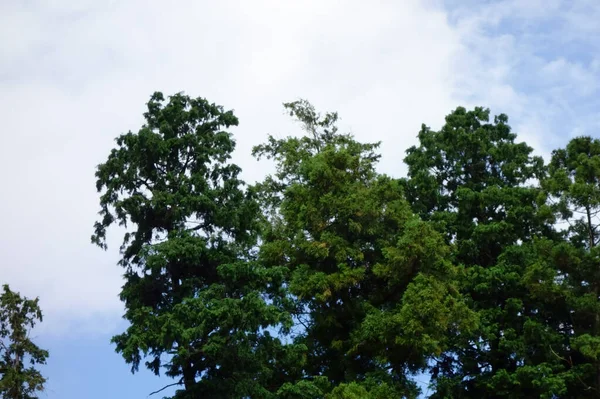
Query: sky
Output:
[[0, 0, 599, 397]]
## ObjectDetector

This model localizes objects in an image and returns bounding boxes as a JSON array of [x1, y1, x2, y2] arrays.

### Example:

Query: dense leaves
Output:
[[93, 92, 301, 398], [402, 107, 559, 397], [92, 92, 600, 398], [540, 136, 600, 395], [0, 285, 48, 399], [254, 100, 472, 397]]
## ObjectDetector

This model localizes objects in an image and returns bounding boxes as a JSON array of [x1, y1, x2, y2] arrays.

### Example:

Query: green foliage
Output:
[[545, 136, 600, 249], [93, 94, 600, 398], [403, 106, 560, 397], [92, 91, 254, 261], [0, 285, 48, 399], [325, 379, 401, 399], [93, 92, 301, 398], [403, 106, 553, 264], [255, 100, 472, 397], [538, 136, 600, 394], [276, 377, 330, 399]]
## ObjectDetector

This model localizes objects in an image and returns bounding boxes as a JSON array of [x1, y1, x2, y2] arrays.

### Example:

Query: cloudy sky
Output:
[[0, 0, 598, 397]]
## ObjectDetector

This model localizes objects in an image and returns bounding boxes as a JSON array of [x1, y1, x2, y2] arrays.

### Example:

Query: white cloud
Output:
[[0, 0, 461, 335], [0, 0, 597, 336], [442, 0, 600, 159], [540, 58, 599, 96]]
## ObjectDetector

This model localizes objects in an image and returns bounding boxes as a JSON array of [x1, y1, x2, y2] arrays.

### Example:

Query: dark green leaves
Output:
[[403, 106, 560, 397], [94, 95, 600, 398], [92, 92, 250, 263], [0, 285, 49, 399], [93, 92, 298, 398], [545, 136, 600, 248]]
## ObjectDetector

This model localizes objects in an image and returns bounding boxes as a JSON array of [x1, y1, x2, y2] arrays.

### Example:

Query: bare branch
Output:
[[148, 379, 183, 397], [549, 345, 568, 364], [295, 314, 310, 330]]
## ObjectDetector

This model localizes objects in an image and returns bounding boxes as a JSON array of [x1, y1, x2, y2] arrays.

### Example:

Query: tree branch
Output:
[[295, 314, 310, 330], [186, 220, 209, 232], [148, 379, 183, 396]]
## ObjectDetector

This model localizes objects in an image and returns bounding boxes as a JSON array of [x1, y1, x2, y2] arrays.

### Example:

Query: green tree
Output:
[[254, 100, 472, 397], [545, 136, 600, 250], [0, 284, 48, 399], [541, 136, 600, 396], [402, 106, 559, 397], [92, 92, 302, 398]]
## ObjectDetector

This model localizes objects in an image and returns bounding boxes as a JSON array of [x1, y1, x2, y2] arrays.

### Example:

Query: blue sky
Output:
[[0, 0, 598, 397], [37, 333, 178, 398]]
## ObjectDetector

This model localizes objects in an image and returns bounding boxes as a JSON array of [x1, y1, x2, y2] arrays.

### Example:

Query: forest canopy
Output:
[[90, 92, 600, 398]]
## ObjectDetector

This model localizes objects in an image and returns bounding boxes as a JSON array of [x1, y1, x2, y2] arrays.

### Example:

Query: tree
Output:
[[402, 106, 559, 397], [92, 92, 302, 398], [0, 284, 48, 399], [540, 136, 600, 396], [545, 136, 600, 250], [254, 100, 472, 397]]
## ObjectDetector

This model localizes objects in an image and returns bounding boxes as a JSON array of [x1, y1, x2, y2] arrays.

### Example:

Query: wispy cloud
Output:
[[444, 0, 600, 157]]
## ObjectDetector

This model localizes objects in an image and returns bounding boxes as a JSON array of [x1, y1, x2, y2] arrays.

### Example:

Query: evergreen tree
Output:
[[402, 106, 558, 397], [92, 92, 302, 398], [540, 136, 600, 396], [255, 100, 472, 397], [0, 285, 48, 399]]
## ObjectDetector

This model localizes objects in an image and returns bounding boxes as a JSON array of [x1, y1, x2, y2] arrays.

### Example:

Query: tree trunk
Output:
[[183, 360, 195, 391], [587, 207, 595, 250]]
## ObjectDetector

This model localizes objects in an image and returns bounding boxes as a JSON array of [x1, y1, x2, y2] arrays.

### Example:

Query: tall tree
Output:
[[255, 100, 472, 397], [541, 136, 600, 396], [92, 92, 301, 398], [0, 284, 48, 399], [402, 106, 558, 397]]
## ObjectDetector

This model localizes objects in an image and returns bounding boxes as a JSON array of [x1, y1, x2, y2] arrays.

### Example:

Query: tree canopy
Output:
[[0, 285, 48, 399], [91, 92, 600, 398], [92, 92, 302, 398]]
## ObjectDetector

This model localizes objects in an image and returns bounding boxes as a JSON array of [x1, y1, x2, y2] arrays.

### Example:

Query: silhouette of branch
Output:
[[148, 379, 183, 397]]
